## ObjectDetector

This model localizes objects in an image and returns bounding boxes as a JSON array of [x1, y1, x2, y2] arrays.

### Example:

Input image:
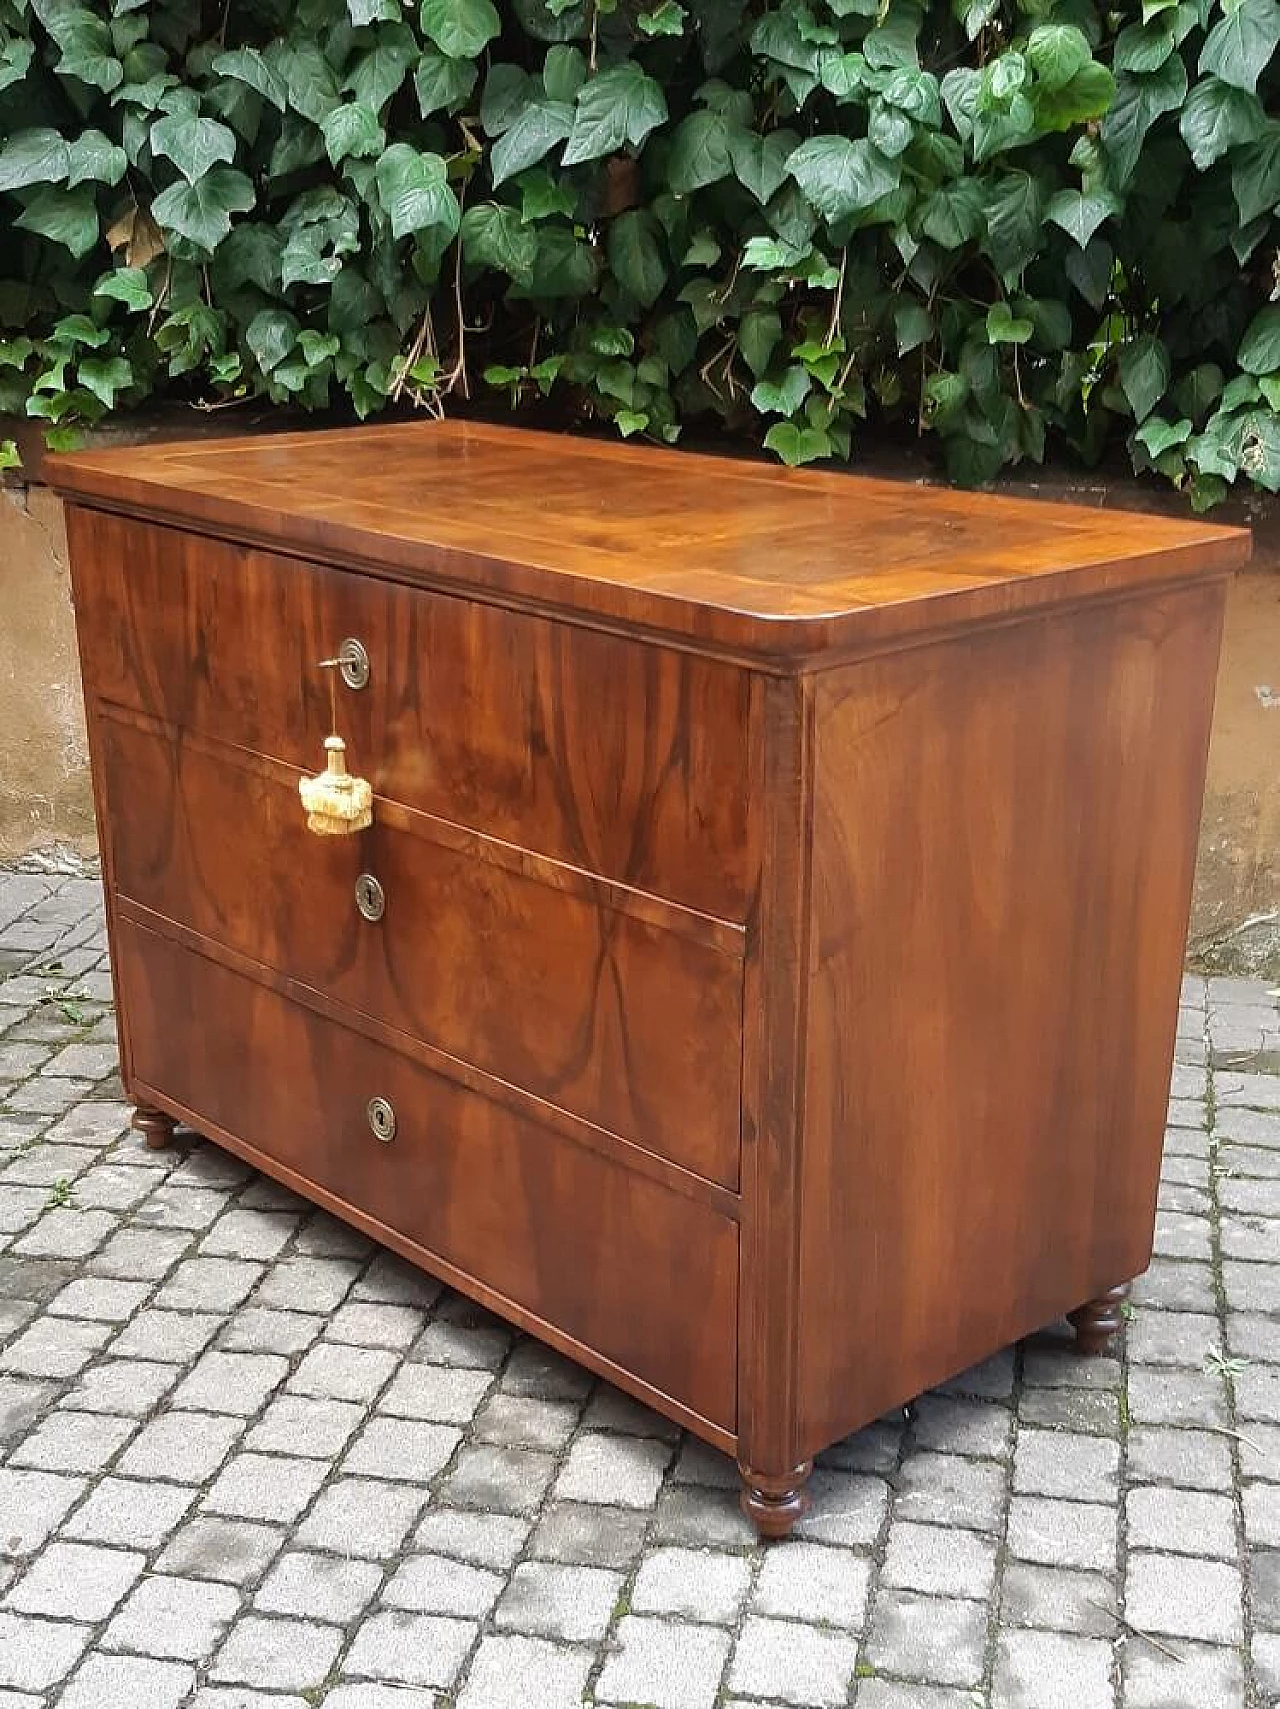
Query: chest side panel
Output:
[[795, 580, 1227, 1454]]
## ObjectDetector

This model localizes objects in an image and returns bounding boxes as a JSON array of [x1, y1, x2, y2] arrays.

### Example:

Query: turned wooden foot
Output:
[[1069, 1282, 1130, 1355], [132, 1103, 176, 1151], [739, 1461, 812, 1540]]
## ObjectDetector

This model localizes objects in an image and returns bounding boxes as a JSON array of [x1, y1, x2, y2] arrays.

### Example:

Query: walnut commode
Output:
[[52, 420, 1248, 1536]]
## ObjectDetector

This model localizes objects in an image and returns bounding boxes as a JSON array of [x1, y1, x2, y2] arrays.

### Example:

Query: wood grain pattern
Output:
[[66, 504, 752, 920], [97, 708, 743, 1187], [52, 420, 1250, 662], [118, 916, 740, 1435], [58, 419, 1247, 1536], [793, 581, 1227, 1458]]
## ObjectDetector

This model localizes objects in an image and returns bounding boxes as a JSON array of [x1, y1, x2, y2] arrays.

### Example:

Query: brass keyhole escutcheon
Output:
[[355, 873, 385, 923], [367, 1096, 397, 1143], [338, 637, 370, 690]]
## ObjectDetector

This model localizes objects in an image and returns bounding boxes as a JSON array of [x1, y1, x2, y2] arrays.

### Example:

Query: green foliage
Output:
[[1, 0, 1278, 501]]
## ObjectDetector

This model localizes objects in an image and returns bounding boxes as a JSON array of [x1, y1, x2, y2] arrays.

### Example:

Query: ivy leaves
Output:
[[0, 0, 1277, 505]]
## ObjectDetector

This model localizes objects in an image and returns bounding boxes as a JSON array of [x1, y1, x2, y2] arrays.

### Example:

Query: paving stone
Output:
[[1127, 1310, 1221, 1367], [244, 1395, 365, 1459], [999, 1562, 1117, 1637], [170, 1350, 288, 1416], [211, 1616, 345, 1691], [343, 1610, 474, 1688], [288, 1342, 397, 1402], [0, 1378, 56, 1446], [254, 1257, 359, 1313], [494, 1559, 622, 1640], [255, 1550, 382, 1622], [323, 1691, 436, 1709], [154, 1258, 262, 1314], [1126, 1366, 1229, 1429], [156, 1517, 284, 1586], [729, 1614, 861, 1705], [0, 1314, 110, 1376], [90, 1227, 190, 1279], [6, 1540, 145, 1619], [1013, 1430, 1119, 1502], [10, 1406, 135, 1472], [293, 1209, 372, 1260], [199, 1210, 299, 1261], [993, 1629, 1114, 1709], [455, 1633, 591, 1709], [187, 1692, 309, 1709], [1244, 1480, 1280, 1546], [46, 1275, 151, 1321], [597, 1615, 731, 1709], [341, 1416, 461, 1482], [474, 1393, 579, 1451], [865, 1588, 989, 1688], [1125, 1552, 1243, 1643], [295, 1477, 426, 1556], [1236, 1363, 1280, 1423], [1126, 1425, 1234, 1490], [43, 1102, 131, 1148], [117, 1411, 245, 1481], [793, 1470, 890, 1547], [1254, 1630, 1280, 1698], [752, 1538, 872, 1624], [325, 1300, 424, 1348], [497, 1339, 591, 1398], [217, 1308, 323, 1357], [581, 1384, 680, 1439], [0, 1466, 84, 1554], [61, 1355, 179, 1414], [1228, 1312, 1280, 1362], [64, 1476, 198, 1549], [110, 1309, 222, 1363], [632, 1545, 752, 1623], [1239, 1425, 1280, 1485], [1254, 1549, 1280, 1629], [103, 1573, 241, 1660], [1006, 1496, 1117, 1572], [1127, 1485, 1238, 1558], [137, 1184, 232, 1232], [854, 1687, 979, 1709], [911, 1394, 1013, 1457], [203, 1453, 329, 1523], [441, 1442, 558, 1515], [407, 1316, 514, 1372], [411, 1507, 530, 1569], [352, 1250, 441, 1308], [58, 1654, 196, 1709], [1019, 1385, 1122, 1435], [1129, 1259, 1216, 1313], [648, 1483, 758, 1548], [0, 1611, 91, 1689], [1122, 1637, 1246, 1707], [382, 1552, 503, 1617], [893, 1450, 1006, 1531], [378, 1361, 492, 1424], [881, 1519, 998, 1598]]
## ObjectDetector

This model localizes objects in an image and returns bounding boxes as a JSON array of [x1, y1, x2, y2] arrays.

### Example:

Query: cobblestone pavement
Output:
[[0, 867, 1278, 1709]]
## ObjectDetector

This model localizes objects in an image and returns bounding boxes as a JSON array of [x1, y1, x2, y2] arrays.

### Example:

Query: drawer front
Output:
[[117, 920, 739, 1433], [69, 506, 752, 920], [99, 712, 743, 1188]]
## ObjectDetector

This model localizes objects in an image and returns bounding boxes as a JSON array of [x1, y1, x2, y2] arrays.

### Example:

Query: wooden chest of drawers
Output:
[[52, 421, 1249, 1535]]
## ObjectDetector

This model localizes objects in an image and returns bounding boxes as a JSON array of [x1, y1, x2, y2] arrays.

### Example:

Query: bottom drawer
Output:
[[117, 920, 738, 1435]]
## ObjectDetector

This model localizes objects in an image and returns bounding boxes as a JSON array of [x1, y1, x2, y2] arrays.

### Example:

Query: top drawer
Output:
[[67, 506, 753, 921]]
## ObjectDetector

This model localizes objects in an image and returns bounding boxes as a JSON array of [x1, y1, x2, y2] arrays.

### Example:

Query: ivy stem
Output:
[[826, 245, 848, 347]]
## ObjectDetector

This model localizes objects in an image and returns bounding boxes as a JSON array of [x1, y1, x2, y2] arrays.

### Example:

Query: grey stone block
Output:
[[1006, 1496, 1117, 1573], [203, 1452, 329, 1523], [382, 1552, 503, 1618], [117, 1411, 244, 1482], [61, 1355, 180, 1414], [0, 1466, 84, 1553], [244, 1395, 365, 1460], [1123, 1635, 1247, 1708], [7, 1540, 144, 1619], [474, 1393, 580, 1452], [90, 1227, 191, 1280], [596, 1615, 731, 1709], [1126, 1367, 1229, 1429], [881, 1519, 998, 1599], [211, 1615, 345, 1691], [340, 1415, 461, 1482], [254, 1256, 360, 1313], [1126, 1426, 1234, 1490], [999, 1561, 1117, 1637], [553, 1430, 671, 1507], [295, 1477, 426, 1556], [1127, 1310, 1221, 1368], [493, 1559, 622, 1641], [1244, 1480, 1280, 1547], [411, 1506, 530, 1569], [103, 1573, 240, 1660], [911, 1394, 1013, 1458], [153, 1256, 261, 1313], [325, 1300, 424, 1348], [794, 1470, 891, 1547], [1013, 1430, 1119, 1503], [136, 1185, 232, 1232], [729, 1615, 860, 1705], [0, 1314, 110, 1376], [992, 1629, 1114, 1709], [455, 1634, 591, 1709], [1126, 1485, 1238, 1559], [865, 1588, 988, 1688], [255, 1550, 382, 1623], [216, 1308, 324, 1357], [1236, 1362, 1280, 1423], [46, 1276, 151, 1321], [342, 1610, 474, 1689], [110, 1309, 222, 1363], [198, 1209, 299, 1261], [527, 1499, 648, 1568], [378, 1361, 492, 1424], [496, 1339, 592, 1398], [170, 1351, 288, 1416], [64, 1476, 198, 1549], [0, 1612, 91, 1690], [1125, 1551, 1243, 1643], [156, 1517, 284, 1587], [10, 1407, 135, 1473], [410, 1317, 512, 1372], [440, 1442, 558, 1516], [893, 1449, 1006, 1531], [287, 1342, 397, 1403], [58, 1654, 195, 1709], [753, 1539, 872, 1625], [632, 1545, 752, 1623]]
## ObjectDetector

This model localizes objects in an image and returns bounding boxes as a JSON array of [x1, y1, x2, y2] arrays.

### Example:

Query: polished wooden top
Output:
[[51, 419, 1250, 660]]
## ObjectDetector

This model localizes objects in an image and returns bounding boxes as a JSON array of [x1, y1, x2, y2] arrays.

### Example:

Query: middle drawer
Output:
[[99, 710, 744, 1189]]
